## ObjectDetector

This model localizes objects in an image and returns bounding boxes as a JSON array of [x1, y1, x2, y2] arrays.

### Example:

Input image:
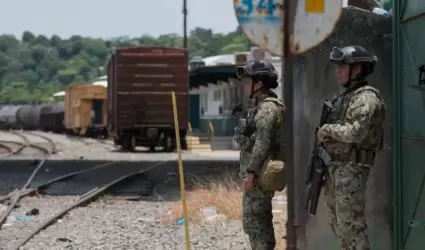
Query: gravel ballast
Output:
[[0, 196, 253, 250], [0, 130, 286, 249]]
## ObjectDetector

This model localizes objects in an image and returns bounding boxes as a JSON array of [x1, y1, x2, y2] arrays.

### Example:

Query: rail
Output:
[[9, 160, 169, 250], [207, 120, 214, 148], [0, 131, 56, 229], [187, 122, 193, 151]]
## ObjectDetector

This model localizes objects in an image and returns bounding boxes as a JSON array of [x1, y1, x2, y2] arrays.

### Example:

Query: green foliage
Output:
[[0, 28, 247, 104]]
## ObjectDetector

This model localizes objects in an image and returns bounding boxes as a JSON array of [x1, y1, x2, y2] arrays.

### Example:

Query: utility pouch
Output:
[[258, 157, 286, 192]]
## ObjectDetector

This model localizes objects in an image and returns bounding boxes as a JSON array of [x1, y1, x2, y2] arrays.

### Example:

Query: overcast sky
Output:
[[0, 0, 239, 38]]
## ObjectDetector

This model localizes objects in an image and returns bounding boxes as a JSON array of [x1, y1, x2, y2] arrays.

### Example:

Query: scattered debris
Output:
[[176, 217, 191, 225], [26, 208, 40, 216], [14, 216, 30, 221], [57, 237, 73, 243]]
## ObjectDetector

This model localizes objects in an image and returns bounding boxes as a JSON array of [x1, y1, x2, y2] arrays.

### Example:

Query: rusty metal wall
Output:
[[107, 55, 115, 132], [292, 7, 392, 250], [109, 46, 189, 131]]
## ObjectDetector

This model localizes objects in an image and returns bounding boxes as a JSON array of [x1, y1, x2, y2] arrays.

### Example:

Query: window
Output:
[[213, 90, 221, 101], [223, 88, 229, 109], [201, 93, 208, 112], [234, 85, 241, 104]]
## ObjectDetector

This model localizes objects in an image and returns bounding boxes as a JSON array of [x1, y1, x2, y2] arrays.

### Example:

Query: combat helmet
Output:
[[330, 45, 378, 86], [236, 60, 279, 98]]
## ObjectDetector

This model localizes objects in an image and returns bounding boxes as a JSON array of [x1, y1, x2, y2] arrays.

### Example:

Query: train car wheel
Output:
[[121, 134, 136, 152], [180, 130, 188, 150], [163, 132, 175, 153]]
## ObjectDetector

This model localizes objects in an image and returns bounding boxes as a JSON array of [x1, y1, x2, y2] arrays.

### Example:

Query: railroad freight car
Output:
[[107, 46, 189, 152], [40, 102, 65, 133], [0, 105, 21, 129], [16, 104, 55, 130], [64, 83, 108, 137]]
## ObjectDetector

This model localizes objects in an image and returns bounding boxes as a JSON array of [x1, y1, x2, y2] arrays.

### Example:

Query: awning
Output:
[[52, 91, 65, 97], [189, 64, 240, 89]]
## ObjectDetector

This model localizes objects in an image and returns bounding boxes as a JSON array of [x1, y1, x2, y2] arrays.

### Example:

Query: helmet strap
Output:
[[249, 81, 265, 99], [343, 64, 365, 88], [342, 65, 353, 88]]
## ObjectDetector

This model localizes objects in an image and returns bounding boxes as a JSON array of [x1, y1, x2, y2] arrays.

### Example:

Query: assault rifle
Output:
[[305, 100, 333, 215]]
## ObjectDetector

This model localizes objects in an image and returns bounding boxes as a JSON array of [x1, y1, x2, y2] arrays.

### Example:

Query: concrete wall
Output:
[[292, 7, 393, 250]]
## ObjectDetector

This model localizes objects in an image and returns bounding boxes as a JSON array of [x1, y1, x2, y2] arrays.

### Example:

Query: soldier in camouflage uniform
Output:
[[233, 60, 285, 250], [317, 46, 386, 250]]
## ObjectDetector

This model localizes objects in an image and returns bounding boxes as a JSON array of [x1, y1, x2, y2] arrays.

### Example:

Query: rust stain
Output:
[[263, 32, 269, 47], [233, 0, 285, 56]]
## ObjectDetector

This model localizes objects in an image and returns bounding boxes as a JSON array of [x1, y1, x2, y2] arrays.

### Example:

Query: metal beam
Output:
[[283, 0, 298, 249]]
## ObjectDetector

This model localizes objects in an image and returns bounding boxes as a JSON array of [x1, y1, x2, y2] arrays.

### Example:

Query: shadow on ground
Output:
[[0, 159, 239, 202]]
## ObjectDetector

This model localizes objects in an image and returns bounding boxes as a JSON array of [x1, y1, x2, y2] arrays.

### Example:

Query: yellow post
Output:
[[207, 119, 215, 147], [171, 91, 191, 250]]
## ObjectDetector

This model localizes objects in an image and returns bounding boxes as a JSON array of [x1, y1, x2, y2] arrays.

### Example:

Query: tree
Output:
[[0, 27, 248, 104]]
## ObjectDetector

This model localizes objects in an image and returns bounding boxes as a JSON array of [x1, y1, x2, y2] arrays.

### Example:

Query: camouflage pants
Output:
[[325, 162, 371, 250], [242, 187, 275, 250]]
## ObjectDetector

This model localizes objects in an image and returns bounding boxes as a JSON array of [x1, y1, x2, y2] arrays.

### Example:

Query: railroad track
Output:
[[0, 159, 169, 250], [0, 130, 58, 243], [0, 130, 56, 159]]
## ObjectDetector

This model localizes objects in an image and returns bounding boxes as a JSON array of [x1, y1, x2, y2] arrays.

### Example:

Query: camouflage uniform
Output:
[[233, 90, 285, 250], [321, 84, 386, 250]]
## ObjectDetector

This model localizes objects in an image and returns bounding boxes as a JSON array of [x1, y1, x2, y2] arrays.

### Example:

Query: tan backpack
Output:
[[257, 97, 286, 192]]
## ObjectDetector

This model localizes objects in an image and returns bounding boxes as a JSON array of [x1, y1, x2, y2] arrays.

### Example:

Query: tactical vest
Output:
[[241, 97, 285, 155], [249, 96, 286, 191], [325, 86, 386, 163], [261, 97, 286, 161]]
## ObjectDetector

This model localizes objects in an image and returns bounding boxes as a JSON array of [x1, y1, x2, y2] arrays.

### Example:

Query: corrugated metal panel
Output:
[[107, 55, 115, 132], [393, 0, 425, 249], [109, 46, 189, 132]]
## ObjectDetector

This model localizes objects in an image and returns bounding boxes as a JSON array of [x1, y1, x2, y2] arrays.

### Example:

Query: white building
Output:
[[51, 75, 107, 97], [92, 75, 107, 87], [189, 49, 282, 136]]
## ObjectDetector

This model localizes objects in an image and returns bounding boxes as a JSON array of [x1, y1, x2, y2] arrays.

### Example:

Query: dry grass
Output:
[[163, 173, 286, 250]]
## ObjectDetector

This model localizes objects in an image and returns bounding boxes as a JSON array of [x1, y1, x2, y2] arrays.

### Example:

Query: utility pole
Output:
[[183, 0, 188, 49], [283, 0, 298, 249]]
